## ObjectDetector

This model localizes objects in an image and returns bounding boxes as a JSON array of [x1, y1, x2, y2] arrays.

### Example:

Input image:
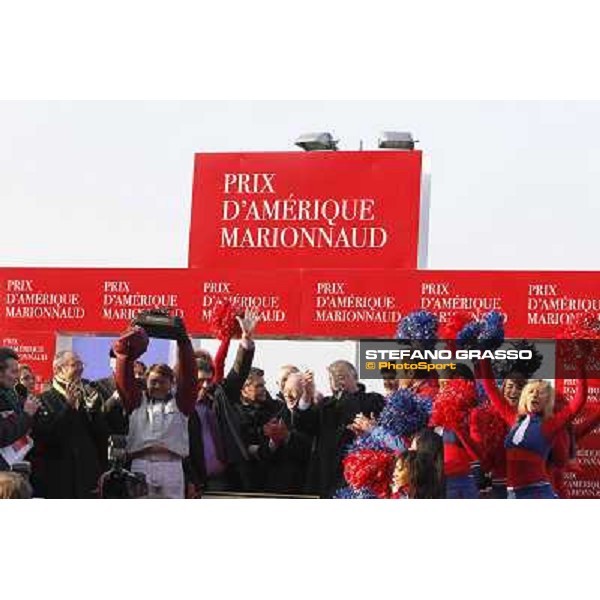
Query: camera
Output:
[[10, 461, 31, 479], [132, 309, 187, 340], [98, 435, 148, 499]]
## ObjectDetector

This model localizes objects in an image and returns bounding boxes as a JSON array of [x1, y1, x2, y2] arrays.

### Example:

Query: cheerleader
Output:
[[408, 428, 445, 498], [470, 369, 526, 499], [479, 358, 587, 499], [390, 451, 411, 498], [433, 365, 482, 499], [391, 432, 446, 499]]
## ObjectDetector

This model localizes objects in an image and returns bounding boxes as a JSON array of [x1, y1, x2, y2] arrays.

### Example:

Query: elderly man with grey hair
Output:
[[31, 350, 108, 498], [295, 359, 384, 498]]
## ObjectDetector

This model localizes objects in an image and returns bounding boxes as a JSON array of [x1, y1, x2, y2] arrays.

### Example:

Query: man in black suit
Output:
[[296, 360, 384, 498], [262, 371, 314, 495], [186, 310, 260, 496], [33, 351, 108, 498]]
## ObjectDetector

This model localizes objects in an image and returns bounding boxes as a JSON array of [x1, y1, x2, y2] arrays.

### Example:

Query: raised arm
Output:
[[213, 337, 231, 384], [220, 309, 259, 402], [543, 362, 588, 439], [113, 327, 149, 414], [479, 358, 517, 425]]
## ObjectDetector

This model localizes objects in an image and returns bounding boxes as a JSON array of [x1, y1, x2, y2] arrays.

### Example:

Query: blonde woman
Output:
[[480, 359, 587, 499]]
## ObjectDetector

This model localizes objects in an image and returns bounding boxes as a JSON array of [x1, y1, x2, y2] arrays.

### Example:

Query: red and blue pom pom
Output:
[[342, 448, 397, 499], [440, 313, 480, 349], [378, 388, 432, 439], [396, 310, 439, 349], [477, 310, 505, 351]]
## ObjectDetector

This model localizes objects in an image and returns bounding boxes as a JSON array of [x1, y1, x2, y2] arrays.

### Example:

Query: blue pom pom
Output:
[[378, 388, 432, 439], [369, 426, 406, 453], [333, 486, 377, 499], [396, 310, 438, 349], [456, 321, 481, 349], [346, 431, 390, 455], [478, 310, 505, 351]]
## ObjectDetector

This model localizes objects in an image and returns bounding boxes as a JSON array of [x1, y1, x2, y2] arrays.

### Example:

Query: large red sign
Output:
[[188, 151, 424, 270]]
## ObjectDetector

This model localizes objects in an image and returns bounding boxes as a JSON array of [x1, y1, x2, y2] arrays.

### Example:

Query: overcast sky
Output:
[[1, 101, 599, 272]]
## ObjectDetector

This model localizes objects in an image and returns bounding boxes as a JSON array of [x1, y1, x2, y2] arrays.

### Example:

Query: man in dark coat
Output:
[[234, 367, 282, 492], [263, 371, 313, 495], [0, 349, 40, 472], [186, 309, 264, 495], [32, 350, 109, 498], [187, 340, 254, 494], [296, 360, 384, 498]]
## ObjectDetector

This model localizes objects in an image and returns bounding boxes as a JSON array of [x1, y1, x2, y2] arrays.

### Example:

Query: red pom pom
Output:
[[343, 449, 396, 499], [209, 299, 243, 340], [430, 379, 477, 431], [439, 313, 472, 339], [557, 312, 600, 368], [471, 405, 507, 471]]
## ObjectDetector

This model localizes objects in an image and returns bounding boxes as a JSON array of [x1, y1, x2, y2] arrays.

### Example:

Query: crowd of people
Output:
[[1, 308, 599, 500]]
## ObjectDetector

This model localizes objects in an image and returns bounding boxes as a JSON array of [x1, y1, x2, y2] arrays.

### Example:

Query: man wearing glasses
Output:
[[32, 351, 108, 498]]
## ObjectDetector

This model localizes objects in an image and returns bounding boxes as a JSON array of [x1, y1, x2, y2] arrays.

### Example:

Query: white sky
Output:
[[1, 101, 600, 271], [2, 101, 599, 394]]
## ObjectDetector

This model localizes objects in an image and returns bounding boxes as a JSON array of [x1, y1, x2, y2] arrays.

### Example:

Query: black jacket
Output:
[[263, 403, 313, 495], [234, 394, 282, 492], [187, 342, 255, 491], [32, 382, 109, 498], [297, 388, 384, 498], [0, 386, 32, 471]]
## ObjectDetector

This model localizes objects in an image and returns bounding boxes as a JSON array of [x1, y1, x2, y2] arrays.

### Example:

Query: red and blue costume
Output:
[[480, 360, 587, 499]]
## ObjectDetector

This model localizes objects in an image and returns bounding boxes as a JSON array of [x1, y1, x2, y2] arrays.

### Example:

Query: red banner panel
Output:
[[0, 268, 302, 338], [299, 269, 600, 339], [0, 330, 56, 391], [188, 151, 423, 270], [409, 270, 524, 334], [186, 269, 302, 337], [0, 269, 194, 334], [299, 269, 418, 338]]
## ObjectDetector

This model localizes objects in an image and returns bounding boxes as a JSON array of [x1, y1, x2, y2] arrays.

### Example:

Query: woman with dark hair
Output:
[[113, 321, 198, 499], [408, 428, 445, 498]]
